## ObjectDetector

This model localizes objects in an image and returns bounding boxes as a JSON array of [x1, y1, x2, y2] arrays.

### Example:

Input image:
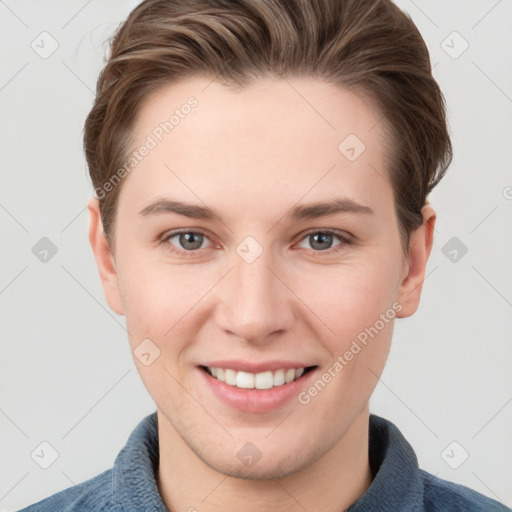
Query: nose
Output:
[[214, 243, 296, 344]]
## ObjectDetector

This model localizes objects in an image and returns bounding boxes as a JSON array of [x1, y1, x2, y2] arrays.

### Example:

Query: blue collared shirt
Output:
[[18, 412, 510, 511]]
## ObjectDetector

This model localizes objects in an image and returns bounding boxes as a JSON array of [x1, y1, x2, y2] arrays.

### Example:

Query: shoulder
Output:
[[16, 468, 117, 512], [17, 412, 163, 512], [420, 469, 511, 512]]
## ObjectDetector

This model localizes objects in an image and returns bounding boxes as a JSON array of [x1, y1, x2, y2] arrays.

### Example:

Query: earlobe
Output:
[[396, 204, 436, 318], [88, 197, 125, 315]]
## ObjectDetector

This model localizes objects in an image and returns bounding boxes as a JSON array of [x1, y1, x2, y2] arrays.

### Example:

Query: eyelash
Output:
[[159, 228, 352, 257]]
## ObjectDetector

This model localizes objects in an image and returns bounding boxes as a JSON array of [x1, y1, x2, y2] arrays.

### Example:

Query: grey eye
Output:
[[295, 230, 348, 253], [308, 232, 334, 251], [170, 232, 206, 251]]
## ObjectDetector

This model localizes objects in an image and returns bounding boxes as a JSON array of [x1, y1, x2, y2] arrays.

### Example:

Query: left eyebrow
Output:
[[138, 197, 375, 222], [287, 198, 374, 220]]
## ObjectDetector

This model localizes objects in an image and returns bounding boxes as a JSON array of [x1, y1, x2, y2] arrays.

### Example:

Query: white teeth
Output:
[[273, 369, 285, 386], [225, 369, 237, 386], [236, 371, 255, 389], [255, 371, 273, 389], [206, 366, 309, 389]]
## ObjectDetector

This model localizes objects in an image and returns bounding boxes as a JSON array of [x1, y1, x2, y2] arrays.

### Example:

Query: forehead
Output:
[[119, 76, 394, 219]]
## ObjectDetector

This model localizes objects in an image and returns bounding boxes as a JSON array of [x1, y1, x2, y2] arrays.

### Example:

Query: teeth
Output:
[[225, 369, 237, 386], [273, 369, 285, 386], [206, 366, 308, 389], [236, 371, 255, 389], [255, 371, 273, 389]]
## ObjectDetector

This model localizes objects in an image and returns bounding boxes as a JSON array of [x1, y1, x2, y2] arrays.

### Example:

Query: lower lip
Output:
[[198, 366, 317, 413]]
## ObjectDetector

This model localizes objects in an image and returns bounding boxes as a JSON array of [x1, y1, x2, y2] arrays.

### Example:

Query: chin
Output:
[[193, 440, 317, 481], [204, 456, 308, 481]]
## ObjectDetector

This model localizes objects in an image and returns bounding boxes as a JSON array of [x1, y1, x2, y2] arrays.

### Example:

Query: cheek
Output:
[[117, 257, 222, 379], [116, 260, 204, 405], [296, 264, 398, 418], [115, 252, 196, 342], [295, 258, 401, 341]]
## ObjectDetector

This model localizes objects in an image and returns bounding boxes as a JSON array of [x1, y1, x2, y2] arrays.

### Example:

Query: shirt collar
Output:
[[112, 412, 423, 511], [347, 414, 424, 511], [112, 412, 168, 511]]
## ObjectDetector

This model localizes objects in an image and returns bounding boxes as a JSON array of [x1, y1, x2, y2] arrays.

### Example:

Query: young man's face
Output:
[[90, 76, 434, 479]]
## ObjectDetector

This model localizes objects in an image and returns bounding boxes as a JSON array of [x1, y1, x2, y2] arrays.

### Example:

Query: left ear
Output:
[[396, 204, 436, 318]]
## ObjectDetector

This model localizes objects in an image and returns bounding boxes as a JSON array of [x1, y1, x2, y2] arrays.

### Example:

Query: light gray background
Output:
[[1, 1, 511, 510]]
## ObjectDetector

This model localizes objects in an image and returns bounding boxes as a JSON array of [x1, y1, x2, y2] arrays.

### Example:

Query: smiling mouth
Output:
[[199, 365, 317, 390]]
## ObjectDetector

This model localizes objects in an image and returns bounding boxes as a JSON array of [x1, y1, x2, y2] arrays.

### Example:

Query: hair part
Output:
[[84, 0, 452, 256]]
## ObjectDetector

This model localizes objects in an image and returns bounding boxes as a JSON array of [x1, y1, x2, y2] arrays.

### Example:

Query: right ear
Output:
[[88, 197, 124, 315]]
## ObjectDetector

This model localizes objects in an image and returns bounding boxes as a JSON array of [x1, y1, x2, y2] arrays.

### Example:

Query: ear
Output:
[[396, 204, 436, 318], [88, 197, 124, 315]]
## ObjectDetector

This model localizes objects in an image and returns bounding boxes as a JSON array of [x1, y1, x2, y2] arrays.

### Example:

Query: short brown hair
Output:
[[84, 0, 452, 254]]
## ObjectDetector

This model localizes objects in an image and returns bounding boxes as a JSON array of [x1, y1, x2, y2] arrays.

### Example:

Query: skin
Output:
[[88, 76, 435, 512]]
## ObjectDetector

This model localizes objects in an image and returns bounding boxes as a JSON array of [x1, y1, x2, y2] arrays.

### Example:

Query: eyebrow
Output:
[[138, 197, 374, 221]]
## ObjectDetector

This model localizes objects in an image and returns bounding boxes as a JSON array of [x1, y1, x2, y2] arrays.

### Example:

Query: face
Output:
[[89, 76, 433, 480]]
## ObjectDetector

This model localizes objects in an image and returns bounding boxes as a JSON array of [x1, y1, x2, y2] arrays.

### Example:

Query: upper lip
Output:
[[199, 360, 317, 373]]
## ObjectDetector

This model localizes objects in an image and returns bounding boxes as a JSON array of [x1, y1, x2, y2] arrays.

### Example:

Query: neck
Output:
[[156, 407, 372, 512]]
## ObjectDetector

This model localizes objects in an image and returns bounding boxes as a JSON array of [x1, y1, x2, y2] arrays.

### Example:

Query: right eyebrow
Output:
[[139, 200, 216, 220]]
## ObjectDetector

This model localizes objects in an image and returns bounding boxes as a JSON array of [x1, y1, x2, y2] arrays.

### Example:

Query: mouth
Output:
[[196, 358, 320, 413], [199, 365, 317, 390]]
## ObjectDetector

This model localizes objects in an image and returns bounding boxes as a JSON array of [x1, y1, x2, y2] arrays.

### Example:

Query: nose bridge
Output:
[[218, 237, 294, 342]]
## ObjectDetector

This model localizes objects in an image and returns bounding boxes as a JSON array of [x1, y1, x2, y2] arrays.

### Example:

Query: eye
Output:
[[162, 230, 212, 255], [160, 228, 351, 257], [296, 230, 350, 255]]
